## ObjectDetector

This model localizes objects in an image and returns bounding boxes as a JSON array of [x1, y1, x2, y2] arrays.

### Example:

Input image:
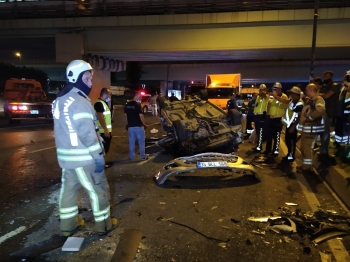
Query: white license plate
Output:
[[30, 110, 39, 114], [197, 161, 228, 168]]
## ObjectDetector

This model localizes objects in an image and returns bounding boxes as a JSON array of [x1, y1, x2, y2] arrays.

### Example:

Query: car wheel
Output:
[[172, 120, 187, 148], [143, 106, 148, 114]]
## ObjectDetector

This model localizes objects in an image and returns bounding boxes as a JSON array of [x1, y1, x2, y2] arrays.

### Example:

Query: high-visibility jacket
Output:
[[253, 95, 269, 115], [282, 98, 304, 128], [268, 93, 288, 118], [53, 87, 104, 169], [335, 91, 350, 143], [297, 95, 325, 134], [94, 99, 112, 133]]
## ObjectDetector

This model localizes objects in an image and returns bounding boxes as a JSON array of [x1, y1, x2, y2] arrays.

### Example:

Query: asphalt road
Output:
[[0, 109, 349, 262]]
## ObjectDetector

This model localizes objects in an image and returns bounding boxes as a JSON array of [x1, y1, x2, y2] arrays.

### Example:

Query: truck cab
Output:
[[3, 78, 53, 124]]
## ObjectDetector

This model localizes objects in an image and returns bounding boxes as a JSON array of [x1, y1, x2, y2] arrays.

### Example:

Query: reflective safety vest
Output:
[[94, 99, 112, 133], [253, 95, 269, 114], [282, 99, 304, 128], [268, 93, 288, 118], [297, 95, 325, 134]]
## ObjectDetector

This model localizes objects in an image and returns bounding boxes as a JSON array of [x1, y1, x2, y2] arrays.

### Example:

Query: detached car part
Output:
[[159, 97, 243, 155], [154, 152, 260, 185]]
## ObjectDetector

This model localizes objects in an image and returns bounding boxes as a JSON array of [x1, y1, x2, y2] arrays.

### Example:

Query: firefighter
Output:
[[52, 60, 118, 236], [253, 84, 269, 152], [280, 86, 304, 162], [262, 82, 288, 155], [334, 71, 350, 158], [94, 88, 112, 156], [296, 83, 326, 174]]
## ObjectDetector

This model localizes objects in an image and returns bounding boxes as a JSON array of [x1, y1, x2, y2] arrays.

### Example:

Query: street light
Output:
[[15, 52, 21, 62]]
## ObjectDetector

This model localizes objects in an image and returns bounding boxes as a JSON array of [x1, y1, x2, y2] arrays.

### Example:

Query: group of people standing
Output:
[[246, 70, 350, 174]]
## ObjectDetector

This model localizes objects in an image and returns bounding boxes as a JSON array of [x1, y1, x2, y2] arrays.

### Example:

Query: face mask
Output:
[[105, 97, 111, 103], [136, 100, 141, 103], [75, 71, 92, 96]]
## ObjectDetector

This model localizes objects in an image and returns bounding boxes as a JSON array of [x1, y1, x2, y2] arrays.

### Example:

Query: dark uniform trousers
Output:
[[254, 114, 266, 150], [101, 133, 112, 154], [265, 117, 282, 153], [285, 126, 298, 159]]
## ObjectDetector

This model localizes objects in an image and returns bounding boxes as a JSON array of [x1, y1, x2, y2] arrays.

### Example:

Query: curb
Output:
[[294, 137, 350, 210], [313, 154, 350, 210]]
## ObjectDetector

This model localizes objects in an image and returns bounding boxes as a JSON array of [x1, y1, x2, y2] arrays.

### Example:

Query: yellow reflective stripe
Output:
[[57, 148, 89, 155], [60, 212, 78, 220], [58, 155, 93, 161], [94, 206, 110, 217], [60, 205, 78, 213], [95, 213, 110, 222], [75, 167, 100, 213], [103, 111, 109, 115], [73, 112, 94, 120], [88, 142, 101, 152]]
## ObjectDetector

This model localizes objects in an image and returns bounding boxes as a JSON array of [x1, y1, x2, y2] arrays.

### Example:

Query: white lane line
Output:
[[280, 138, 350, 262], [0, 226, 26, 245], [29, 146, 56, 154]]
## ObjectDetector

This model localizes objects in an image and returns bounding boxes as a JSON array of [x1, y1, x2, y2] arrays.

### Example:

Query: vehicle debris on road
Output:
[[154, 152, 259, 185]]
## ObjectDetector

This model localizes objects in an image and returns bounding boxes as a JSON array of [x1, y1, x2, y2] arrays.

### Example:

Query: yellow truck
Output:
[[205, 74, 241, 109]]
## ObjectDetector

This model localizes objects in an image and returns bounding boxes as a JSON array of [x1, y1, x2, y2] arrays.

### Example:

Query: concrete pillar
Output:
[[90, 69, 111, 101]]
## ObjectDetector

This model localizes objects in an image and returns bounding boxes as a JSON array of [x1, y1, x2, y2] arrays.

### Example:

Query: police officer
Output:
[[226, 93, 237, 112], [253, 84, 269, 152], [52, 60, 118, 236], [262, 82, 288, 155], [297, 83, 326, 174], [280, 86, 304, 162], [94, 88, 112, 156]]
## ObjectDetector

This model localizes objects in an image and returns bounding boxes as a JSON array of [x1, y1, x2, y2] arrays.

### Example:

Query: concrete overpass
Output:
[[0, 1, 349, 97]]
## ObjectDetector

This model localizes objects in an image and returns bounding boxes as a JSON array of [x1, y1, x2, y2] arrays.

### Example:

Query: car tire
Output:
[[196, 89, 208, 101], [142, 106, 148, 114], [172, 120, 187, 148], [228, 109, 241, 125]]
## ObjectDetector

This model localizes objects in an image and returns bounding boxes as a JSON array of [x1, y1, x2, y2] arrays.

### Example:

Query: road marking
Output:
[[29, 146, 56, 153], [0, 226, 26, 245], [280, 139, 350, 262]]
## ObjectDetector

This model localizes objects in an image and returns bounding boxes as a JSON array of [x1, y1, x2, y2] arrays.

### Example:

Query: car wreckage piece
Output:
[[154, 152, 260, 185], [159, 97, 244, 154]]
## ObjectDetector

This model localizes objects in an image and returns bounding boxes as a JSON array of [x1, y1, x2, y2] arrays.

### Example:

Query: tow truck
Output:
[[3, 78, 53, 124]]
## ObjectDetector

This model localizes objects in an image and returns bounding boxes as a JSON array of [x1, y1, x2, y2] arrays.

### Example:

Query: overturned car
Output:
[[158, 96, 243, 155]]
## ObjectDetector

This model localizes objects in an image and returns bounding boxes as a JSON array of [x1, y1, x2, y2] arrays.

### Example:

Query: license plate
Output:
[[30, 110, 39, 114], [197, 161, 228, 168]]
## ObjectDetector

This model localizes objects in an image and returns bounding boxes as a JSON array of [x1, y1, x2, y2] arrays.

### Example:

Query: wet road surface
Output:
[[0, 109, 349, 262]]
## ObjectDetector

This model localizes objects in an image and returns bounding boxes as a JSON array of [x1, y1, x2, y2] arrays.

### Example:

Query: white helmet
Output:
[[273, 82, 282, 88], [259, 84, 267, 90], [66, 60, 93, 83]]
